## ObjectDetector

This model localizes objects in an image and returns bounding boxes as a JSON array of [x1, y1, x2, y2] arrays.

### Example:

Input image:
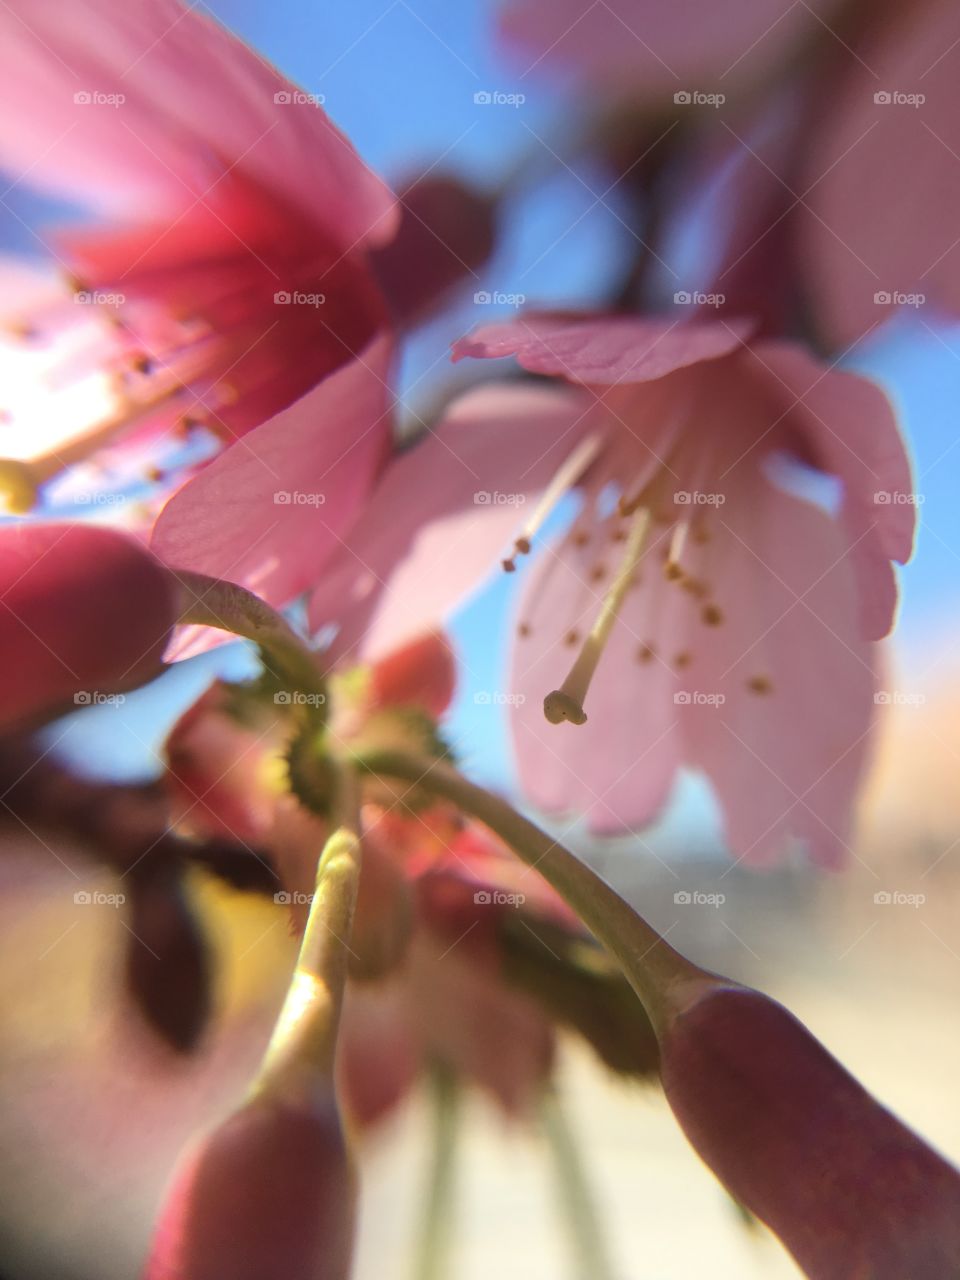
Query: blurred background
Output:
[[1, 0, 959, 1276]]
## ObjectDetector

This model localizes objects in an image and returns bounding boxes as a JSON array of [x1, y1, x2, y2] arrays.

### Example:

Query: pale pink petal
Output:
[[151, 337, 393, 608], [748, 342, 914, 639], [509, 515, 684, 834], [683, 462, 875, 867], [0, 0, 397, 249], [452, 313, 752, 385], [802, 0, 960, 344], [307, 382, 596, 662]]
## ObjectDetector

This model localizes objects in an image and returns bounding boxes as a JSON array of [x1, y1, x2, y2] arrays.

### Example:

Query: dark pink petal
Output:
[[661, 984, 960, 1279], [0, 521, 176, 729], [152, 338, 394, 609], [307, 382, 595, 661], [0, 0, 397, 251], [452, 313, 752, 385], [143, 1096, 355, 1280]]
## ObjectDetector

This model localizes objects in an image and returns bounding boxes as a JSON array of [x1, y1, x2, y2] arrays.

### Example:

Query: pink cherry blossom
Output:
[[312, 314, 913, 864], [802, 0, 960, 345], [497, 0, 840, 101], [0, 0, 397, 574]]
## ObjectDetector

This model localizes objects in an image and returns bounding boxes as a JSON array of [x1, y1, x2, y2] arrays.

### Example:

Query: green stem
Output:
[[412, 1063, 461, 1280], [540, 1083, 616, 1280], [251, 767, 362, 1105], [354, 752, 716, 1032], [174, 570, 327, 712]]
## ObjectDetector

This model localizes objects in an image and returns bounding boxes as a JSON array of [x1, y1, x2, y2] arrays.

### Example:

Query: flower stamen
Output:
[[502, 433, 602, 572]]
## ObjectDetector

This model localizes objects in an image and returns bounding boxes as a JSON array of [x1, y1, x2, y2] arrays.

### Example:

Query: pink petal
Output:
[[307, 382, 596, 662], [452, 313, 752, 385], [750, 341, 914, 639], [0, 0, 397, 250], [802, 0, 960, 344], [0, 521, 177, 729], [683, 461, 875, 867], [151, 337, 393, 609]]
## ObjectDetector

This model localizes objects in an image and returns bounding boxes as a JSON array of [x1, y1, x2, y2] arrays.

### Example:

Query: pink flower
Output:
[[802, 0, 960, 345], [311, 314, 914, 865], [0, 520, 178, 729], [497, 0, 839, 101], [0, 0, 399, 601]]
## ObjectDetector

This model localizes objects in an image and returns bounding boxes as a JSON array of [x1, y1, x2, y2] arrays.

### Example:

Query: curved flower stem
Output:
[[174, 569, 328, 714], [353, 752, 713, 1033], [539, 1082, 617, 1280], [251, 765, 362, 1106], [412, 1062, 461, 1280]]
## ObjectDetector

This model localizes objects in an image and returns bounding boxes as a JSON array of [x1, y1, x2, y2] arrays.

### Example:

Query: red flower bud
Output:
[[144, 1095, 355, 1280], [0, 522, 177, 729], [660, 984, 960, 1279]]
